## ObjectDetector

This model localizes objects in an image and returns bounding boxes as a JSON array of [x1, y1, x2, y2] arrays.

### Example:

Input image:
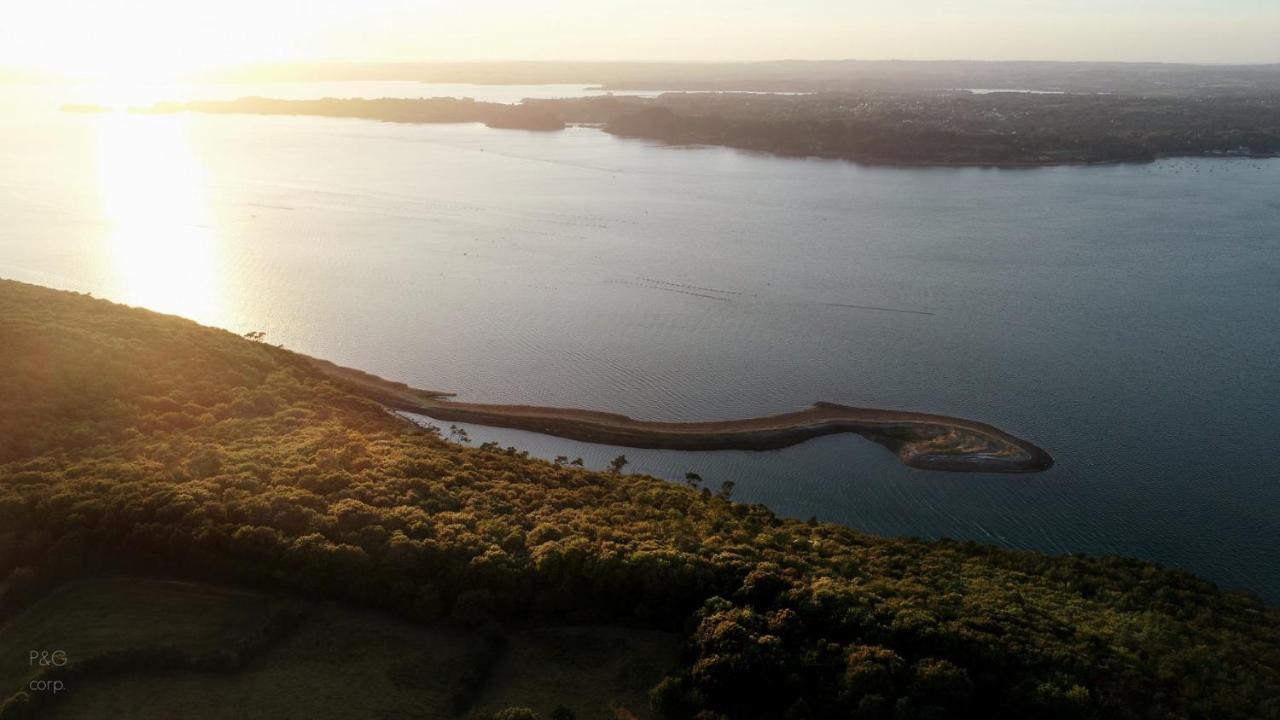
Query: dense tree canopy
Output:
[[1, 279, 1277, 719]]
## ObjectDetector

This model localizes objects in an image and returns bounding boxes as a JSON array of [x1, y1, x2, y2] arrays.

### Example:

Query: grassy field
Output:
[[474, 626, 682, 719], [0, 578, 292, 702], [5, 578, 679, 719], [42, 604, 486, 719]]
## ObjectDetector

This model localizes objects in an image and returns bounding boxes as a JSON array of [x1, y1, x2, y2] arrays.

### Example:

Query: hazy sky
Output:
[[2, 0, 1277, 79]]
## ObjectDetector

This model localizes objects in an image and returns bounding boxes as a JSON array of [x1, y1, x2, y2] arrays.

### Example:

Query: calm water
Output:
[[2, 83, 1277, 599]]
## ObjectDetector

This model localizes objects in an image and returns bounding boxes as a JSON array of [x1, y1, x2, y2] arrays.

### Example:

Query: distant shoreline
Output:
[[306, 356, 1053, 474], [102, 93, 1280, 169]]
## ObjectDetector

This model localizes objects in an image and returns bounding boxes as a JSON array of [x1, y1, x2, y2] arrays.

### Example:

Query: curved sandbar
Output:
[[307, 357, 1053, 474]]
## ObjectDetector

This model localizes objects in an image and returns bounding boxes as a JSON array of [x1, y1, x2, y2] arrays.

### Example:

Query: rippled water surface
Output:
[[2, 82, 1277, 598]]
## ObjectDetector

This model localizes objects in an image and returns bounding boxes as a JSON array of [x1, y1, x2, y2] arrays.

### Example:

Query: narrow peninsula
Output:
[[307, 357, 1054, 473]]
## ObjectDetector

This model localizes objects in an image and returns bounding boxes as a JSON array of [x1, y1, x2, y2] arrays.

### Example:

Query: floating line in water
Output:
[[821, 302, 936, 317]]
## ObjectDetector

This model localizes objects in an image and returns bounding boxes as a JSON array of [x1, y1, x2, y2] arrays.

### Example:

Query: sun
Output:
[[4, 0, 292, 84], [39, 34, 232, 108], [38, 30, 238, 84]]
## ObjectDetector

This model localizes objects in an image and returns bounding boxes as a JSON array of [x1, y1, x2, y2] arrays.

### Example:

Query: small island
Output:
[[308, 357, 1054, 473], [134, 96, 567, 131]]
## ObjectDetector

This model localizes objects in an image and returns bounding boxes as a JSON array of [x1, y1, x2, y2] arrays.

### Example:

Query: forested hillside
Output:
[[1, 279, 1277, 719]]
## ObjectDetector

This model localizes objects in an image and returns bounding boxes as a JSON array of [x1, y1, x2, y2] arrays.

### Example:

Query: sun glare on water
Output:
[[93, 113, 226, 326]]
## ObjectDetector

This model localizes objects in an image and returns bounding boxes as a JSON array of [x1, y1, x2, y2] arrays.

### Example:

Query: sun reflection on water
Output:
[[94, 113, 225, 325]]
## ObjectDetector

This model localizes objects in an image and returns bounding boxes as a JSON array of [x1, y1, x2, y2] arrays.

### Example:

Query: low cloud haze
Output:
[[1, 0, 1277, 81]]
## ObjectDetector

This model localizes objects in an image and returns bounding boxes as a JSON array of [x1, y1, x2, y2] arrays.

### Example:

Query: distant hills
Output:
[[179, 59, 1280, 96], [9, 60, 1280, 96]]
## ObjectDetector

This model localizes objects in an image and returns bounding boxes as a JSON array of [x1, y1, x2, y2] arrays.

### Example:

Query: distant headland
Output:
[[109, 92, 1280, 167], [306, 356, 1054, 474]]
